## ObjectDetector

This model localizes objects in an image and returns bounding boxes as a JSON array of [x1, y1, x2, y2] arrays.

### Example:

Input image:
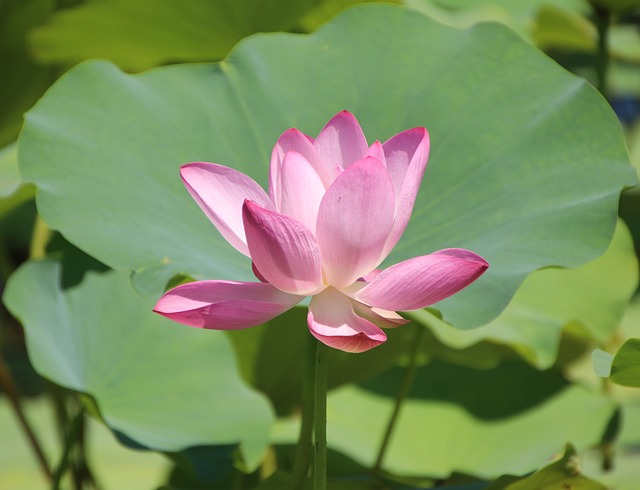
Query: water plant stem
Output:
[[51, 406, 85, 490], [291, 336, 317, 489], [0, 353, 51, 482], [593, 5, 611, 98], [314, 341, 329, 490], [29, 214, 52, 259], [372, 325, 424, 477]]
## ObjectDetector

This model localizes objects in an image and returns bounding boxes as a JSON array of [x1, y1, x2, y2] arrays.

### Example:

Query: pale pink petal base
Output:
[[269, 128, 322, 203], [350, 300, 409, 329], [316, 157, 396, 288], [355, 248, 489, 311], [277, 152, 325, 232], [154, 280, 303, 329], [308, 288, 386, 353]]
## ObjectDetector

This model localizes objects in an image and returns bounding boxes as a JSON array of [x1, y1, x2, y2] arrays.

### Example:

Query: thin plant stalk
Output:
[[48, 382, 70, 445], [0, 212, 56, 482], [51, 406, 85, 490], [372, 325, 424, 477], [313, 341, 329, 490], [0, 353, 51, 482], [593, 5, 611, 98], [29, 214, 52, 259], [291, 335, 317, 489]]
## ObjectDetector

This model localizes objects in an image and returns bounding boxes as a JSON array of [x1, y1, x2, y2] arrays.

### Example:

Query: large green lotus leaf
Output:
[[487, 444, 607, 490], [605, 339, 640, 388], [228, 310, 420, 415], [19, 5, 635, 329], [409, 219, 638, 368], [532, 4, 596, 52], [580, 298, 640, 490], [2, 259, 273, 470], [29, 0, 316, 71], [405, 0, 589, 37], [273, 361, 615, 478], [297, 0, 401, 31]]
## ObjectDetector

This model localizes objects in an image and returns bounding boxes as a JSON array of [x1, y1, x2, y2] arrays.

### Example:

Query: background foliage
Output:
[[1, 0, 640, 489]]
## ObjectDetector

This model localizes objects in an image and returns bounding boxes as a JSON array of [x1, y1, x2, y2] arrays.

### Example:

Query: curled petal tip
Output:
[[434, 248, 489, 269], [355, 249, 489, 311]]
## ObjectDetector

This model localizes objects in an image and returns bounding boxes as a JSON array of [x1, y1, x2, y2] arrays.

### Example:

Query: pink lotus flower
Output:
[[154, 111, 488, 353]]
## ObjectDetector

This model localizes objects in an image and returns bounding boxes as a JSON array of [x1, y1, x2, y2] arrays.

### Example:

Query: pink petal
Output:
[[350, 300, 410, 329], [243, 200, 325, 295], [314, 111, 369, 172], [181, 162, 272, 257], [153, 280, 302, 329], [354, 248, 489, 311], [307, 288, 386, 353], [381, 127, 430, 257], [269, 128, 326, 204], [316, 157, 395, 288], [365, 140, 387, 166], [277, 152, 325, 232]]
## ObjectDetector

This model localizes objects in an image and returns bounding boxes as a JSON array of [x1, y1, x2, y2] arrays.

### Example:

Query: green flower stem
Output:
[[372, 325, 424, 477], [291, 336, 317, 489], [0, 353, 51, 482], [593, 5, 611, 98], [48, 382, 70, 445], [0, 239, 14, 281], [29, 214, 52, 259], [314, 341, 329, 490], [52, 405, 85, 490]]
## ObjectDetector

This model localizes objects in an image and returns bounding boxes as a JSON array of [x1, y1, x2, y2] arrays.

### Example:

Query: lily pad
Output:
[[487, 444, 607, 490], [2, 259, 273, 470], [307, 361, 614, 478], [409, 219, 638, 368], [601, 339, 640, 388], [228, 310, 420, 414], [19, 4, 635, 329], [28, 0, 316, 71]]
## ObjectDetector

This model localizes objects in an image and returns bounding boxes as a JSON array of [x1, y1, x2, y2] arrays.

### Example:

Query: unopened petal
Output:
[[314, 111, 369, 172], [308, 288, 386, 353], [243, 200, 325, 295], [278, 152, 325, 231], [316, 157, 395, 288], [365, 140, 387, 167], [350, 300, 409, 329], [181, 162, 272, 257], [355, 248, 488, 311], [381, 127, 430, 256], [154, 280, 302, 329], [269, 128, 322, 204]]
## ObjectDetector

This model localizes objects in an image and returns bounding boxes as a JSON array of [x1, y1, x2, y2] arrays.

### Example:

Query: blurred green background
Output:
[[2, 0, 640, 488]]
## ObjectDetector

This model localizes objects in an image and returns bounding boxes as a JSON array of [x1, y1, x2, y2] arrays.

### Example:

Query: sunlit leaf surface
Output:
[[3, 260, 273, 470], [19, 5, 635, 331]]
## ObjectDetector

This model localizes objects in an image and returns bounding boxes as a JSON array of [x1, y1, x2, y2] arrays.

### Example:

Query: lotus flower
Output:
[[154, 111, 488, 353]]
